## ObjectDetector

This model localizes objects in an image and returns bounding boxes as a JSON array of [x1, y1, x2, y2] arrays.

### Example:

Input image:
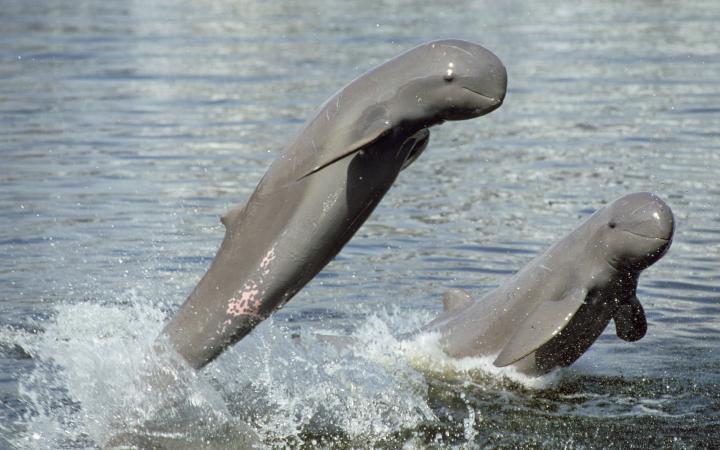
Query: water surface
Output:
[[1, 0, 719, 448]]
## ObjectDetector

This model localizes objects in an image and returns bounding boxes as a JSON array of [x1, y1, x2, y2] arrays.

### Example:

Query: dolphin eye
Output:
[[608, 221, 617, 229]]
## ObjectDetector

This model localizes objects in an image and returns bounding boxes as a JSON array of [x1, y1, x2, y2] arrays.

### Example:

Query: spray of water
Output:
[[4, 290, 562, 448]]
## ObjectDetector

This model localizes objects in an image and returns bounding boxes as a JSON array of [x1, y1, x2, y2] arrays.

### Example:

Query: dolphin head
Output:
[[390, 39, 507, 124], [596, 192, 674, 271]]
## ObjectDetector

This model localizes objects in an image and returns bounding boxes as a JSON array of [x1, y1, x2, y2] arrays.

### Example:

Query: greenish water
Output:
[[1, 0, 719, 448]]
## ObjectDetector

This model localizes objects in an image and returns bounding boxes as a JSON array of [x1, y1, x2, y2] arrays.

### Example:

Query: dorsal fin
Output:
[[442, 289, 474, 312], [613, 295, 647, 342], [220, 202, 246, 228]]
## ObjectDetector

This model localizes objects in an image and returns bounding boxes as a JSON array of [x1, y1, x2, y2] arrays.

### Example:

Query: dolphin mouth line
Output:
[[462, 87, 501, 105], [621, 229, 671, 241]]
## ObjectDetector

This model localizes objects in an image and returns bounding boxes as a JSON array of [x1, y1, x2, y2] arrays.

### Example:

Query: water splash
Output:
[[5, 291, 702, 449], [209, 312, 437, 446], [401, 330, 562, 391], [3, 293, 444, 448], [5, 292, 256, 449]]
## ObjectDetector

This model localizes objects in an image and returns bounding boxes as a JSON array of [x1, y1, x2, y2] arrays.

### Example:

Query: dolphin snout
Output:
[[625, 195, 674, 241], [479, 48, 508, 104], [462, 87, 504, 116], [478, 61, 507, 108], [491, 69, 507, 105], [650, 198, 674, 241]]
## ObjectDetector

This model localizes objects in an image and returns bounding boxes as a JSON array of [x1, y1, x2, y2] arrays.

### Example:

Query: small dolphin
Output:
[[161, 40, 508, 369], [418, 192, 674, 375]]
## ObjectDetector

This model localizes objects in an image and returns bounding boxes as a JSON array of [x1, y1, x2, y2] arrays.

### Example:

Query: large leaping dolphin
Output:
[[161, 40, 508, 369], [417, 192, 674, 375]]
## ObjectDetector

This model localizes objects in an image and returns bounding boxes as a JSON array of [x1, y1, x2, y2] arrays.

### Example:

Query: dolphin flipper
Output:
[[613, 295, 647, 342], [297, 107, 392, 181], [400, 128, 430, 171], [442, 289, 474, 312], [493, 287, 588, 367]]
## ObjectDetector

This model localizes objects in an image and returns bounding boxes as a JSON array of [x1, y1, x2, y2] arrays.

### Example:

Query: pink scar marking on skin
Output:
[[260, 246, 277, 276], [224, 245, 277, 325], [226, 281, 265, 320]]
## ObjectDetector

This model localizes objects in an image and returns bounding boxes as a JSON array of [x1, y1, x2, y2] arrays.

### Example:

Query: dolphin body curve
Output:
[[418, 192, 674, 375], [161, 40, 508, 369]]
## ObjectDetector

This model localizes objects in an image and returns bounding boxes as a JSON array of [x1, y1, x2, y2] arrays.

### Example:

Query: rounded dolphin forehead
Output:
[[415, 40, 504, 75], [608, 193, 670, 221]]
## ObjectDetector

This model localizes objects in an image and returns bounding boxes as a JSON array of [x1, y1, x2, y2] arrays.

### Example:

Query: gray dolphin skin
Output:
[[418, 192, 674, 375], [161, 40, 508, 369]]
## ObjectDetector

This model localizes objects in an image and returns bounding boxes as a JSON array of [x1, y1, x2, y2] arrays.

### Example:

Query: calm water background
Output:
[[1, 0, 719, 448]]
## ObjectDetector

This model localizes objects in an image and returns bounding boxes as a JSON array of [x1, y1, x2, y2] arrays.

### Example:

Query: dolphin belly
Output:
[[162, 132, 411, 368]]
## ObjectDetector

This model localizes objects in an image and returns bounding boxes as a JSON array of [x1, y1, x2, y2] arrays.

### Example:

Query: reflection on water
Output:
[[1, 0, 719, 448]]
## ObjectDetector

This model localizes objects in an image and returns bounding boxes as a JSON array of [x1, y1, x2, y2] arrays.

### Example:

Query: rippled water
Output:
[[1, 0, 719, 448]]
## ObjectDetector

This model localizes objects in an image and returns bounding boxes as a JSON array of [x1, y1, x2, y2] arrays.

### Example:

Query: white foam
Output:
[[400, 330, 563, 391], [5, 296, 565, 448], [6, 292, 247, 448], [331, 308, 563, 391], [211, 314, 436, 443]]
